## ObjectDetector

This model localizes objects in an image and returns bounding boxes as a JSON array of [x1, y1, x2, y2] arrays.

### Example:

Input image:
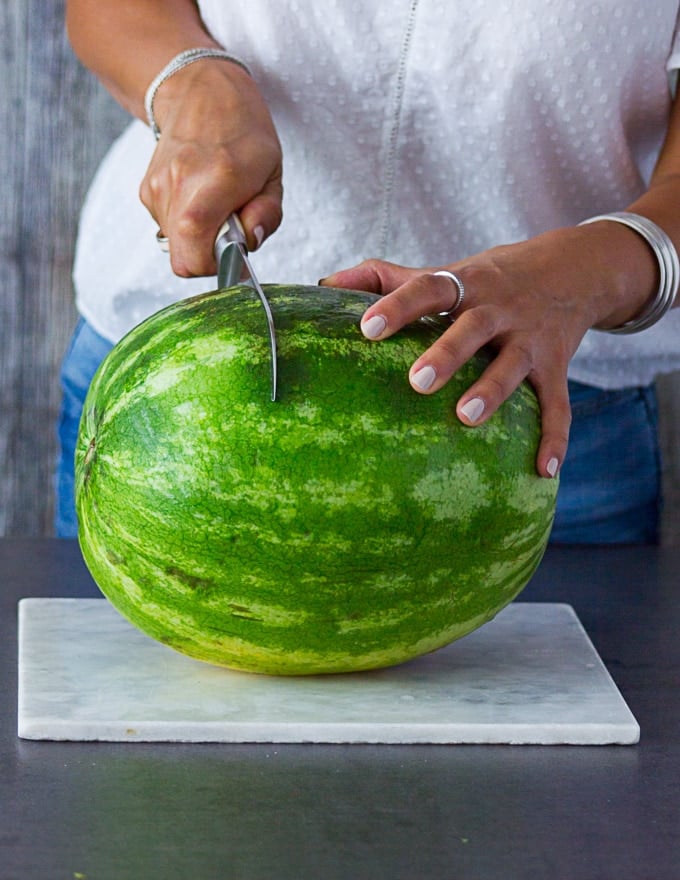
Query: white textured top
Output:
[[74, 0, 680, 389]]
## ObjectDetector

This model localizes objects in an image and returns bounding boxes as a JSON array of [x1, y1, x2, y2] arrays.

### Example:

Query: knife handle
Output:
[[214, 213, 248, 289], [214, 212, 246, 258]]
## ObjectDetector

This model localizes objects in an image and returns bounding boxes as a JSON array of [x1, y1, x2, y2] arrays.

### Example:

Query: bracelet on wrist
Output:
[[144, 47, 252, 141], [578, 211, 679, 334]]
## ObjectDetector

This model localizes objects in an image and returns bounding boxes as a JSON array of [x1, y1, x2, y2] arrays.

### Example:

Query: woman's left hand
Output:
[[321, 224, 656, 479]]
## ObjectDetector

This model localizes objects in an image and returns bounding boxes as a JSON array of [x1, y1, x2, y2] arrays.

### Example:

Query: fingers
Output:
[[409, 306, 515, 397], [451, 339, 571, 479], [141, 162, 225, 277], [320, 259, 423, 295], [328, 258, 575, 480], [321, 261, 467, 340], [535, 383, 571, 479], [141, 152, 283, 277], [406, 309, 571, 478]]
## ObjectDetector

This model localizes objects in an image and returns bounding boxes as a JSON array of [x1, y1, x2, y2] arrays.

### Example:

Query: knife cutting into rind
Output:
[[214, 213, 278, 402]]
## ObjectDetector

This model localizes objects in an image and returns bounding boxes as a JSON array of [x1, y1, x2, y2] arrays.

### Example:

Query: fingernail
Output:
[[460, 397, 485, 423], [361, 314, 387, 339], [318, 277, 328, 286], [411, 365, 437, 391], [546, 457, 559, 478], [253, 225, 265, 249]]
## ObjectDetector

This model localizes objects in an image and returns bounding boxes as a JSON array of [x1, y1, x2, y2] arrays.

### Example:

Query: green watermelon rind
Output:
[[76, 285, 557, 675]]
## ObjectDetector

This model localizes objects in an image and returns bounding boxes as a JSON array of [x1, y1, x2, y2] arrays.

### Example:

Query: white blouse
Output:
[[74, 0, 680, 389]]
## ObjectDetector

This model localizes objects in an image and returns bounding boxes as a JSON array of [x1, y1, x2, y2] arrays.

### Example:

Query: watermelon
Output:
[[75, 284, 557, 675]]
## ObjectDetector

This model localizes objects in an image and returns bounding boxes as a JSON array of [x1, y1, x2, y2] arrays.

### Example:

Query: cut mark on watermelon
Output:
[[84, 438, 96, 464], [228, 604, 264, 622], [81, 438, 97, 485]]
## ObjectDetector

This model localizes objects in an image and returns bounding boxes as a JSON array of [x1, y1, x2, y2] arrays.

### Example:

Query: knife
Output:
[[214, 213, 278, 402]]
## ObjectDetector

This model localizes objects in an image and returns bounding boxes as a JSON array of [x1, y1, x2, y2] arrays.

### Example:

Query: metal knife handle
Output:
[[214, 213, 247, 289]]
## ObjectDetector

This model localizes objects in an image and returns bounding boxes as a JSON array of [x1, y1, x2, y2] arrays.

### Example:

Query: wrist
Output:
[[578, 213, 678, 333], [581, 219, 658, 330], [145, 48, 252, 140]]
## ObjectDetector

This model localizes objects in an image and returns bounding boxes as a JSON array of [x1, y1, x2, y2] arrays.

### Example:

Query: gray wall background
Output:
[[0, 1, 125, 535], [2, 2, 680, 541]]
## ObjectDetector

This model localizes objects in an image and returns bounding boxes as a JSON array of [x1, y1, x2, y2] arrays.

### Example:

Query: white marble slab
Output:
[[17, 598, 639, 745]]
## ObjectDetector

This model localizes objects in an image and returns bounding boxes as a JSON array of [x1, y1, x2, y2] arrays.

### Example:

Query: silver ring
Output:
[[433, 270, 465, 317], [156, 230, 170, 253]]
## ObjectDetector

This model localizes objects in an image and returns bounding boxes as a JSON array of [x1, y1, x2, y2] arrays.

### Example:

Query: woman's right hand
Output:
[[139, 58, 283, 277], [65, 0, 284, 277]]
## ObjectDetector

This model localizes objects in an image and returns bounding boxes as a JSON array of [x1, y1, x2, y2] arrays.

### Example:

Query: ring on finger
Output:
[[433, 270, 465, 317], [156, 229, 170, 253]]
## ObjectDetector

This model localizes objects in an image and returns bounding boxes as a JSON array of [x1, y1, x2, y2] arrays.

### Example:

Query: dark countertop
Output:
[[2, 539, 679, 880]]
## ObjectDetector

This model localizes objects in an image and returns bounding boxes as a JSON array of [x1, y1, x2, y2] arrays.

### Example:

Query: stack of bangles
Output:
[[579, 211, 679, 334]]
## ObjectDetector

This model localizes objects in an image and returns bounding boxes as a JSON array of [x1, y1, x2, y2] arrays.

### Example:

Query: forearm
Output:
[[65, 0, 220, 120], [587, 93, 680, 331]]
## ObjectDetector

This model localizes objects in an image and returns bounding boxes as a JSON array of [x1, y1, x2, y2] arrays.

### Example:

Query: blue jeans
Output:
[[55, 320, 662, 543], [55, 320, 115, 539], [549, 379, 661, 544]]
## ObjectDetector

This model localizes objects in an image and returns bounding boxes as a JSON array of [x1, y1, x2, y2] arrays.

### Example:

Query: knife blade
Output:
[[214, 213, 278, 402]]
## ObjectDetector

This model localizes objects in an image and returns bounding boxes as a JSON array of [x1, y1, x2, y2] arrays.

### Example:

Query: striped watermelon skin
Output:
[[76, 285, 557, 675]]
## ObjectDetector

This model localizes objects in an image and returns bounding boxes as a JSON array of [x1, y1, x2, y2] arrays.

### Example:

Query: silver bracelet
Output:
[[579, 212, 679, 334], [144, 47, 251, 141]]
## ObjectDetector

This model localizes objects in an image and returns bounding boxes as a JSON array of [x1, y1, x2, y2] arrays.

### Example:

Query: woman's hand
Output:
[[140, 60, 283, 277], [66, 0, 284, 278], [321, 223, 657, 478]]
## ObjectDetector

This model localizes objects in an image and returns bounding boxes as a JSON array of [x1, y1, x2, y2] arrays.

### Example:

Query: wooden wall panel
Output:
[[0, 1, 126, 535]]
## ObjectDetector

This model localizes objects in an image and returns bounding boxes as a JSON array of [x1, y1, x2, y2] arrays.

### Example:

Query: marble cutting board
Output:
[[17, 598, 639, 745]]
